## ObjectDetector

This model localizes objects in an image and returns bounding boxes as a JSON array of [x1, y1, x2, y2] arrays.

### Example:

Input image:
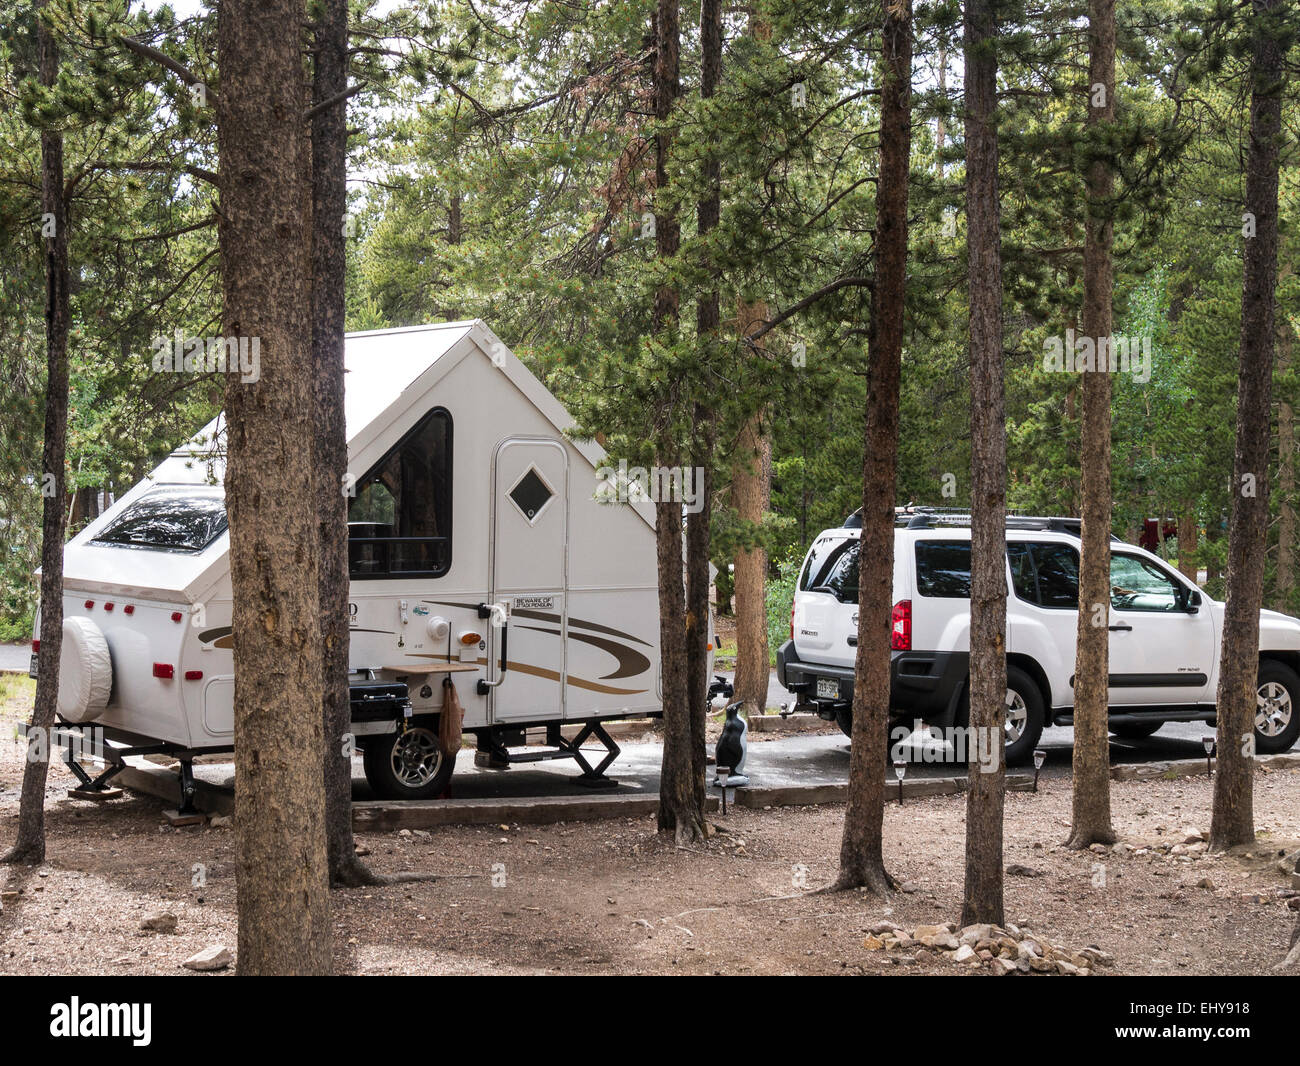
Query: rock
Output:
[[208, 815, 232, 828], [921, 933, 960, 951], [140, 912, 178, 934], [869, 920, 901, 936], [1029, 956, 1056, 973], [953, 944, 977, 963], [1112, 842, 1135, 856], [1276, 849, 1300, 877], [1171, 844, 1189, 856], [862, 935, 886, 951], [1006, 864, 1044, 878], [354, 843, 371, 857], [1182, 828, 1205, 844], [892, 934, 915, 949], [1056, 960, 1081, 976], [1078, 946, 1114, 968], [990, 956, 1018, 975], [1197, 877, 1215, 891], [1017, 941, 1042, 961], [1015, 957, 1032, 973], [900, 882, 920, 893], [959, 923, 994, 946], [1088, 843, 1109, 854], [914, 924, 945, 940], [182, 945, 232, 972]]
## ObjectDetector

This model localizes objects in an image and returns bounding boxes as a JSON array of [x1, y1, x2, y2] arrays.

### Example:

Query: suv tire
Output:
[[957, 664, 1045, 767], [1255, 660, 1300, 755]]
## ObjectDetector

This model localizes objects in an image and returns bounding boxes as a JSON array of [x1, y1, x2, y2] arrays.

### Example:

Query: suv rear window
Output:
[[1007, 541, 1080, 608], [915, 541, 972, 597], [92, 486, 227, 553]]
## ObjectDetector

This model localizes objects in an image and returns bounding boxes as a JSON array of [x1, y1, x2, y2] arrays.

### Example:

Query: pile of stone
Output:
[[862, 920, 1115, 975]]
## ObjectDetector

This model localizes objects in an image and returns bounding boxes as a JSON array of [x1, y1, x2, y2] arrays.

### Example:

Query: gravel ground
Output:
[[2, 677, 1297, 976]]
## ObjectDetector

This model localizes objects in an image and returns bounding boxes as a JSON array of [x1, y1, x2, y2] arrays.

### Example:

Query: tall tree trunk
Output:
[[1066, 0, 1118, 850], [311, 0, 375, 888], [218, 0, 331, 974], [684, 0, 722, 817], [731, 337, 770, 718], [652, 0, 703, 843], [833, 0, 910, 894], [1178, 510, 1199, 582], [1276, 314, 1295, 611], [1211, 0, 1285, 851], [3, 1, 69, 867], [961, 0, 1007, 923]]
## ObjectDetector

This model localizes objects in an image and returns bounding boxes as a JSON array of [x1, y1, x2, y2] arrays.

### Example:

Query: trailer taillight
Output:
[[153, 663, 175, 679], [84, 600, 94, 609], [104, 602, 114, 612], [891, 600, 912, 651], [184, 670, 203, 681], [170, 612, 183, 623], [124, 605, 135, 615]]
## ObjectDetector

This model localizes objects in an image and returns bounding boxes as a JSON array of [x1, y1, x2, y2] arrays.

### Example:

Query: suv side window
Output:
[[915, 541, 972, 597], [1008, 541, 1080, 609], [818, 542, 860, 602], [1110, 554, 1181, 611]]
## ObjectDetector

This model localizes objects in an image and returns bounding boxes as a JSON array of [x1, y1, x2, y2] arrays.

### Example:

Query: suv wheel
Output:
[[1255, 660, 1300, 754], [958, 665, 1045, 767]]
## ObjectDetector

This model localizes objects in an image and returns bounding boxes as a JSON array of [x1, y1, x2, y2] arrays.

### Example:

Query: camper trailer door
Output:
[[489, 438, 568, 722]]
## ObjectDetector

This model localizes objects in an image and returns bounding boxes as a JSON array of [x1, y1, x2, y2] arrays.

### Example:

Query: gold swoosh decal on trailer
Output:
[[422, 601, 652, 648], [516, 624, 651, 681], [197, 627, 234, 649], [395, 653, 648, 695]]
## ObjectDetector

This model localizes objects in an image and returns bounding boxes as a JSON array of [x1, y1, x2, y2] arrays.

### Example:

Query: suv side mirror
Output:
[[1184, 589, 1202, 614]]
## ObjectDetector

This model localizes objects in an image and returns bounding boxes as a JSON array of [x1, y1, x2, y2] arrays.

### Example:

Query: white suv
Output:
[[776, 510, 1300, 764]]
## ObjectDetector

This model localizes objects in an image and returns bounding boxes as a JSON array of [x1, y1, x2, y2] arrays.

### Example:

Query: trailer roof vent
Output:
[[509, 467, 554, 523]]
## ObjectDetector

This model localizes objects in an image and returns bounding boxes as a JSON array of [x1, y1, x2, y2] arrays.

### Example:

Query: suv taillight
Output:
[[891, 599, 911, 651], [790, 601, 796, 642]]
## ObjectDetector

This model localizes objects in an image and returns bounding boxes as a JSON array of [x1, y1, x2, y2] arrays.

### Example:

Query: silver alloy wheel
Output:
[[1256, 681, 1293, 738], [1005, 688, 1028, 743], [391, 727, 443, 788]]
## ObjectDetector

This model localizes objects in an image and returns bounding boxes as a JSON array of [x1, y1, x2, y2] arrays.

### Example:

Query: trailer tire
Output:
[[58, 616, 113, 723], [362, 720, 456, 800]]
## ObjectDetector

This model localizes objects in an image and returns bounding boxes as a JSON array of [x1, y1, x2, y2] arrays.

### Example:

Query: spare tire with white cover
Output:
[[58, 616, 113, 723]]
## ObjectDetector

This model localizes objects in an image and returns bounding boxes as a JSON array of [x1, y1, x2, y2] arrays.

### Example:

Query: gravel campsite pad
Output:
[[2, 683, 1297, 975]]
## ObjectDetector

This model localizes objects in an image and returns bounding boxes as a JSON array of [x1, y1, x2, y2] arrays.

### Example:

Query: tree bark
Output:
[[3, 1, 69, 867], [961, 0, 1007, 922], [731, 367, 770, 717], [833, 0, 910, 894], [651, 0, 704, 843], [1178, 510, 1199, 583], [218, 0, 332, 973], [310, 0, 376, 889], [1066, 0, 1118, 850], [1276, 314, 1295, 611], [1211, 0, 1285, 852], [684, 0, 722, 818]]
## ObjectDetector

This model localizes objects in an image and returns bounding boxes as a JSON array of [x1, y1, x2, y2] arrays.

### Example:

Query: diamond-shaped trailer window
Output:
[[509, 467, 554, 523]]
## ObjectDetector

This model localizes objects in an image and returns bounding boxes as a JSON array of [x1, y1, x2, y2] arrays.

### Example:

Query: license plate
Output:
[[28, 654, 38, 679], [816, 677, 839, 699]]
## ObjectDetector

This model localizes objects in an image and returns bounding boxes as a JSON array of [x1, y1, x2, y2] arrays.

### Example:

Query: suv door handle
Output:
[[1108, 623, 1133, 632]]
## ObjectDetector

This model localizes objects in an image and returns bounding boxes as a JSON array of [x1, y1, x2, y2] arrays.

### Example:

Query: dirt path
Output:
[[1, 683, 1296, 975]]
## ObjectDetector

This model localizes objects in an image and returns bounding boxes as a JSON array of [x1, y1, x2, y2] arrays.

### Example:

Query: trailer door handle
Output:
[[1108, 622, 1133, 632], [476, 602, 510, 695]]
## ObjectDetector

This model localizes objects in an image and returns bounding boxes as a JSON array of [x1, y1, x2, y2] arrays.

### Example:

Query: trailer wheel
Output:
[[363, 721, 456, 800]]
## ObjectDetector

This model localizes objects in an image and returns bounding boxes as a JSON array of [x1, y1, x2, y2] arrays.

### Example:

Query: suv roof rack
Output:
[[842, 506, 1120, 541]]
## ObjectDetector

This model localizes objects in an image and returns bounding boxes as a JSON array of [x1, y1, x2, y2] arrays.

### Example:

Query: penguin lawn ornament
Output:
[[713, 701, 749, 787]]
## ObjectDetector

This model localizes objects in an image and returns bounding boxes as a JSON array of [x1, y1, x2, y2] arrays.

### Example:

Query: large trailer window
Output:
[[92, 487, 228, 553], [348, 408, 452, 578]]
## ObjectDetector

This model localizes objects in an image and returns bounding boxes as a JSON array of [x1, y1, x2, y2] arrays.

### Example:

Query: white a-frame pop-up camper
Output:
[[36, 321, 711, 805]]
